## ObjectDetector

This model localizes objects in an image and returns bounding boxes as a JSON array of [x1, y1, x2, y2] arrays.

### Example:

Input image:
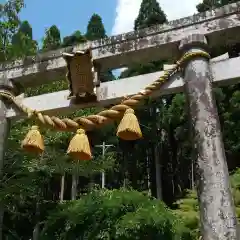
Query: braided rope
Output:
[[0, 51, 210, 132]]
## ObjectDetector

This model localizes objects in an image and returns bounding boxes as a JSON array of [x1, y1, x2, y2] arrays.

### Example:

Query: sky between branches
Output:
[[17, 0, 203, 43]]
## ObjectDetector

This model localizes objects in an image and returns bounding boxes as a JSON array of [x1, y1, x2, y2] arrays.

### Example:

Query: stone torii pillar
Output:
[[0, 78, 12, 240], [179, 34, 238, 239]]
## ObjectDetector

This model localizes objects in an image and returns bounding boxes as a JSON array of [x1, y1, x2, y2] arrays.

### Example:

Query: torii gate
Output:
[[1, 2, 240, 239]]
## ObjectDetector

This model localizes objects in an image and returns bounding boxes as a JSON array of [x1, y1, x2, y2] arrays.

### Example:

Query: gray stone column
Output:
[[0, 78, 12, 240], [179, 34, 238, 240]]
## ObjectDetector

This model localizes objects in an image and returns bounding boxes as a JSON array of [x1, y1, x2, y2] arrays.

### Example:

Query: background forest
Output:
[[0, 0, 240, 239]]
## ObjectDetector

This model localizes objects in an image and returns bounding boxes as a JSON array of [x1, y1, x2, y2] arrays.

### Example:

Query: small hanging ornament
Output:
[[21, 125, 44, 154], [117, 108, 142, 141], [67, 128, 92, 160]]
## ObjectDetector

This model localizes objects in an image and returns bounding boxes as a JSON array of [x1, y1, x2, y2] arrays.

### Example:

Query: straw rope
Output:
[[0, 51, 210, 132]]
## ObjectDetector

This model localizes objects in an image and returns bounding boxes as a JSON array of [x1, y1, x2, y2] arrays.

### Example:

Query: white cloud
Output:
[[112, 0, 202, 35]]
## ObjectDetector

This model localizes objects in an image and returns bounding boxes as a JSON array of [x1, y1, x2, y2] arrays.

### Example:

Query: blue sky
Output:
[[18, 0, 117, 43]]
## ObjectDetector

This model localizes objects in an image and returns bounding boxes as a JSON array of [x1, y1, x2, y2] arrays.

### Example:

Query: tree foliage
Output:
[[41, 189, 190, 239], [42, 25, 61, 51], [85, 14, 106, 40], [85, 13, 115, 82], [120, 0, 167, 78], [134, 0, 167, 30], [62, 30, 86, 47], [0, 0, 24, 61], [11, 20, 37, 57], [196, 0, 239, 12]]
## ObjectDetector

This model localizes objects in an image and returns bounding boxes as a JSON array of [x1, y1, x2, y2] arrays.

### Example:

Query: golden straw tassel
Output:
[[67, 128, 92, 160], [21, 125, 44, 154], [117, 108, 142, 141]]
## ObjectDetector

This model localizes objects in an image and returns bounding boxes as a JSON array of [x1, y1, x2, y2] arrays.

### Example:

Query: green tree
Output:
[[41, 189, 190, 239], [42, 25, 61, 51], [18, 20, 32, 38], [62, 30, 86, 47], [85, 13, 115, 82], [85, 14, 106, 40], [196, 0, 238, 12], [0, 0, 24, 61], [134, 0, 167, 30], [196, 0, 220, 12], [120, 0, 167, 77], [11, 20, 38, 58]]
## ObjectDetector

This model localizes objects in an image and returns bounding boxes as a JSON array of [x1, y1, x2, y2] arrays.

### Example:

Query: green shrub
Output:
[[41, 189, 192, 239]]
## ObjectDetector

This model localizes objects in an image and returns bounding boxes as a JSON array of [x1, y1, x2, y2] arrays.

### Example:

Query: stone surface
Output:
[[1, 2, 240, 87], [0, 78, 12, 176], [0, 78, 12, 240], [180, 34, 238, 239], [179, 33, 208, 52]]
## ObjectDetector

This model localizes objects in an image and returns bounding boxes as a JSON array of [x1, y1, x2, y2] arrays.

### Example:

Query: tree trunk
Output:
[[155, 143, 162, 200], [33, 202, 40, 240], [71, 174, 78, 200], [0, 209, 3, 240], [32, 223, 40, 240], [59, 174, 65, 202], [146, 152, 151, 196]]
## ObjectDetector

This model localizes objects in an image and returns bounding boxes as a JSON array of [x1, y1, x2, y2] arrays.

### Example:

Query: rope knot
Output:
[[31, 125, 39, 130], [125, 108, 134, 114], [122, 95, 130, 102], [76, 128, 85, 134], [2, 50, 208, 138]]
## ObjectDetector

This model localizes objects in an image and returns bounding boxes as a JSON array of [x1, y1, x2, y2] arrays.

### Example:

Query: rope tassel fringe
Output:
[[117, 108, 142, 141], [67, 128, 92, 160], [21, 125, 44, 154]]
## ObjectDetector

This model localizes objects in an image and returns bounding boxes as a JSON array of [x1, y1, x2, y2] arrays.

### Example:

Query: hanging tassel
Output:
[[117, 108, 142, 141], [67, 128, 92, 160], [21, 125, 44, 154]]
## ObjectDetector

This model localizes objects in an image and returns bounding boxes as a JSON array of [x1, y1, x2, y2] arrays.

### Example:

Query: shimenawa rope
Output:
[[0, 51, 210, 131], [0, 51, 210, 159]]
